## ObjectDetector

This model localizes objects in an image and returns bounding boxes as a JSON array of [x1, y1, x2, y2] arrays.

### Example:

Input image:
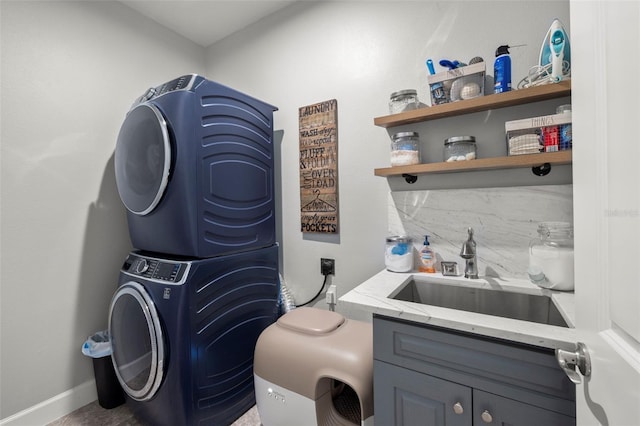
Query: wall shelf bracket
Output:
[[531, 163, 552, 176], [402, 173, 418, 184]]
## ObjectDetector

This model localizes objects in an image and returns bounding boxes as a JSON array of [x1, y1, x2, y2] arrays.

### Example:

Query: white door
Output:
[[571, 1, 640, 424]]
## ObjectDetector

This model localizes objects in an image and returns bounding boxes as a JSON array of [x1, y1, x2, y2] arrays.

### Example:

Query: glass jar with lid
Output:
[[443, 136, 477, 162], [385, 236, 413, 272], [388, 90, 419, 114], [391, 131, 420, 166], [528, 222, 574, 291]]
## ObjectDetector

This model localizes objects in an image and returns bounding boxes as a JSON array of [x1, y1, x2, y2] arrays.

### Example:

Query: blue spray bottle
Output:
[[494, 45, 512, 93]]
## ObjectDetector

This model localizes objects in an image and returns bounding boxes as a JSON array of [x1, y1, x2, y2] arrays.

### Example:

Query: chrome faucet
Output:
[[460, 227, 478, 279]]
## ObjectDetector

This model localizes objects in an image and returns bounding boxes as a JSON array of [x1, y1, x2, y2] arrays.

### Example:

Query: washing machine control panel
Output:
[[122, 254, 189, 285]]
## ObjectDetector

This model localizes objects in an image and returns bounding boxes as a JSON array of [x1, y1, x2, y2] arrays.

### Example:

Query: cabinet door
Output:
[[375, 361, 471, 426], [473, 390, 575, 426]]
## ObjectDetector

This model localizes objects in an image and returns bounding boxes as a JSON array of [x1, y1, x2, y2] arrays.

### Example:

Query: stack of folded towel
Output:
[[508, 133, 543, 155]]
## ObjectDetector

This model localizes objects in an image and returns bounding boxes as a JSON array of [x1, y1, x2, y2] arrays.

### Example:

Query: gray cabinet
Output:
[[373, 315, 576, 426], [375, 361, 471, 426], [473, 390, 575, 426]]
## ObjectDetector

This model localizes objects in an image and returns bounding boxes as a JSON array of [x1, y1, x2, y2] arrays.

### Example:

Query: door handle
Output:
[[556, 342, 591, 384]]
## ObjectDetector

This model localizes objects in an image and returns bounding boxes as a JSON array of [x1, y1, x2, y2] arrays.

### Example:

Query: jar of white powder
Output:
[[388, 90, 419, 114], [528, 222, 574, 291], [385, 236, 413, 272], [391, 132, 420, 166]]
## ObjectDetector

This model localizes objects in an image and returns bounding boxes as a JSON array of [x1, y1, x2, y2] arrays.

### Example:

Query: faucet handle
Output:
[[460, 227, 477, 258], [461, 227, 479, 278]]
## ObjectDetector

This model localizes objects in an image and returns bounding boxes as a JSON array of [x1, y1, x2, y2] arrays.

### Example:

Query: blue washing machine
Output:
[[108, 245, 279, 426], [114, 74, 278, 258]]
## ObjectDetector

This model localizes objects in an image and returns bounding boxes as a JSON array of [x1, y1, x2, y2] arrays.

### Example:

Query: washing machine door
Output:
[[114, 103, 171, 216], [109, 281, 165, 401]]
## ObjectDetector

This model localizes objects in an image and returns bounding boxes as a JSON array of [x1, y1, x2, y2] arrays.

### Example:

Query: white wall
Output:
[[0, 1, 204, 420], [205, 1, 570, 306]]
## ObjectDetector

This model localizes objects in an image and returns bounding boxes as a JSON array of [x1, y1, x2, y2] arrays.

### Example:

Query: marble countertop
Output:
[[339, 269, 578, 351]]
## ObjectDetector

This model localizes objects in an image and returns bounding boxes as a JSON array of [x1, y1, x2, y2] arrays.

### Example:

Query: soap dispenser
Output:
[[418, 235, 436, 273]]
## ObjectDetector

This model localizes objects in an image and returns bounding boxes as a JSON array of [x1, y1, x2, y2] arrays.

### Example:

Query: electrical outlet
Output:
[[320, 258, 335, 276], [326, 284, 338, 306]]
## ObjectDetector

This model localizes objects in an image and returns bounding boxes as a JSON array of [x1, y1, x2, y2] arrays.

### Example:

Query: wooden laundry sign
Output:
[[299, 99, 339, 234]]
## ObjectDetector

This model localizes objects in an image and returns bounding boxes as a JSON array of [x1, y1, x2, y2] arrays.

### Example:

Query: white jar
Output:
[[528, 222, 574, 291], [385, 236, 413, 272]]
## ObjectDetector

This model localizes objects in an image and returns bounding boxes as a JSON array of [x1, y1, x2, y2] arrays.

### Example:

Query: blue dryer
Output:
[[108, 246, 279, 425], [114, 74, 278, 258]]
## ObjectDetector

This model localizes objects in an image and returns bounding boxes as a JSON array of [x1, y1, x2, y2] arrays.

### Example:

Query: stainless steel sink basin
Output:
[[390, 278, 569, 328]]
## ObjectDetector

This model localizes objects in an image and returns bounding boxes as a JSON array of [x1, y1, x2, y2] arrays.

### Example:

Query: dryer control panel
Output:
[[137, 74, 202, 103], [154, 74, 199, 96], [122, 253, 190, 285]]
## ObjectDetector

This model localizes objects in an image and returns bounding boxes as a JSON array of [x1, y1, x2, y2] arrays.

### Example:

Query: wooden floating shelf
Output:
[[374, 80, 571, 128], [374, 150, 572, 178]]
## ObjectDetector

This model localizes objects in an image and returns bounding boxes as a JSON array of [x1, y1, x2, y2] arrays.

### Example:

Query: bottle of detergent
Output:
[[494, 45, 512, 93], [418, 235, 436, 273]]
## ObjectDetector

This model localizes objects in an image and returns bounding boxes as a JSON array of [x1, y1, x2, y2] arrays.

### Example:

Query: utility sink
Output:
[[390, 278, 569, 328]]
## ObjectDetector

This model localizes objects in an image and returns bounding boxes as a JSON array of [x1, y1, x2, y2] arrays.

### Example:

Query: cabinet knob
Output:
[[453, 402, 464, 415], [481, 410, 493, 423]]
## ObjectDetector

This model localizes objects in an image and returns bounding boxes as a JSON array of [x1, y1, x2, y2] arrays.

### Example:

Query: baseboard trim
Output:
[[0, 380, 97, 426]]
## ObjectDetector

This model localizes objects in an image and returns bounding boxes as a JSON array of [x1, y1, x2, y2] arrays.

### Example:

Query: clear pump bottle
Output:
[[418, 235, 436, 273]]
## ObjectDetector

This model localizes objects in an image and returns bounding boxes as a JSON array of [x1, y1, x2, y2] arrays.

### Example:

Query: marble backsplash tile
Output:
[[388, 185, 573, 279]]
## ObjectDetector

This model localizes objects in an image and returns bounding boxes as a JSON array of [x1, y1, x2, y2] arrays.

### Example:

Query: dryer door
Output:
[[109, 281, 165, 401], [114, 103, 171, 216]]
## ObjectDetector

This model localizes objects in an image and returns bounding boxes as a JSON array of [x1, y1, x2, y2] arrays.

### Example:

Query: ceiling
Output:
[[120, 0, 296, 47]]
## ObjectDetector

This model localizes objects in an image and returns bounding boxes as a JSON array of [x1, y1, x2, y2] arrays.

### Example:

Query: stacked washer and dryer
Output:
[[109, 74, 279, 425]]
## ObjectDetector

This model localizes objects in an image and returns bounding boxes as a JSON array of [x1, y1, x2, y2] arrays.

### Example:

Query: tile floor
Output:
[[47, 401, 261, 426], [47, 382, 360, 425]]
